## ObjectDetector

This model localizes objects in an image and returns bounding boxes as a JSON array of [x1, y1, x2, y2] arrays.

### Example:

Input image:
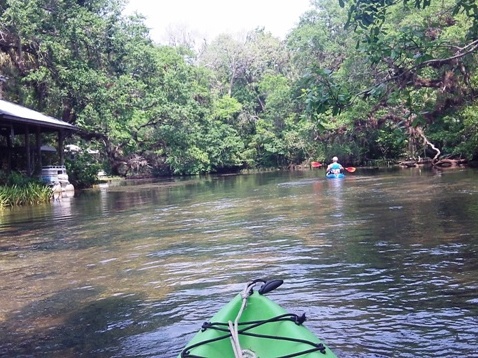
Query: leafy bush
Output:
[[0, 171, 31, 186], [65, 151, 102, 189], [0, 172, 52, 208]]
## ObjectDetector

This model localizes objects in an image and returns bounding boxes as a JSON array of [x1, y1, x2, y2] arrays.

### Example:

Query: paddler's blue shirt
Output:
[[327, 162, 343, 174]]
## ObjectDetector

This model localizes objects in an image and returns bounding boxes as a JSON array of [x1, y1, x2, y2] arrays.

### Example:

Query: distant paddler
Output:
[[326, 156, 344, 175]]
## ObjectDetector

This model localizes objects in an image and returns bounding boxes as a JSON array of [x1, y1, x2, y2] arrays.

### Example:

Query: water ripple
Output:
[[1, 171, 478, 357]]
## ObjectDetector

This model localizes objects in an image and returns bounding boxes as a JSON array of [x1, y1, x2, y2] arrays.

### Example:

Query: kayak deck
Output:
[[179, 280, 337, 358]]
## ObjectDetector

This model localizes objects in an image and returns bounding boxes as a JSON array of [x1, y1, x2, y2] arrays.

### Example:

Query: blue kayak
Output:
[[326, 172, 345, 179]]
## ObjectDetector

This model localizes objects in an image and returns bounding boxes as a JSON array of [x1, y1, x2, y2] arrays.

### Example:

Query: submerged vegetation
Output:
[[1, 0, 477, 180]]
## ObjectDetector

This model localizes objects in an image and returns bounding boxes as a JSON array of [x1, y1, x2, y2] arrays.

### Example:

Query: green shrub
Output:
[[0, 172, 53, 208], [65, 151, 102, 189]]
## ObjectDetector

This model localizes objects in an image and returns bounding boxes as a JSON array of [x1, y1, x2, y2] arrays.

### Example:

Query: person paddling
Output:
[[326, 156, 344, 175]]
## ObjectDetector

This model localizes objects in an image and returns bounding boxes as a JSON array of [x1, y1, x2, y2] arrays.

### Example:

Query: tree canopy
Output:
[[1, 0, 477, 180]]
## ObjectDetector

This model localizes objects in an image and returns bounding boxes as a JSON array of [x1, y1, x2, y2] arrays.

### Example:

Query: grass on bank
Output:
[[0, 172, 53, 209]]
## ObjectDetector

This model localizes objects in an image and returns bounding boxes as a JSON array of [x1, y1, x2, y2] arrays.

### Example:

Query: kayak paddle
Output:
[[345, 167, 356, 172]]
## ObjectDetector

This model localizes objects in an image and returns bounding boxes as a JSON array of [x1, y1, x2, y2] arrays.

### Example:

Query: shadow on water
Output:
[[0, 287, 148, 357]]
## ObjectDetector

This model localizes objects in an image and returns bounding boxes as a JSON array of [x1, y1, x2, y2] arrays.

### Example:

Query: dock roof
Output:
[[0, 99, 77, 134]]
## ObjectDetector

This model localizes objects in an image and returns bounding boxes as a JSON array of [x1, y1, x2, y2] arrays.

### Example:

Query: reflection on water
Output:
[[0, 169, 477, 357]]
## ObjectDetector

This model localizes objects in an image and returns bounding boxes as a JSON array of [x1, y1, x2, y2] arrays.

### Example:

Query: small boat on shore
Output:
[[179, 279, 337, 358]]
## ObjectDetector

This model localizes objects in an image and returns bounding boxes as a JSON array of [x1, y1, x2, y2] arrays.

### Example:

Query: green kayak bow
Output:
[[179, 279, 337, 358]]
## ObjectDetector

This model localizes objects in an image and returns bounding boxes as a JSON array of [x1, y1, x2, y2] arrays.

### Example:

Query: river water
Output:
[[0, 168, 477, 357]]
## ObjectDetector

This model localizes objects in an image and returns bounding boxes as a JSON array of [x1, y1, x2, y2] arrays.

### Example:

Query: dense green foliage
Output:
[[65, 151, 103, 189], [0, 172, 52, 208], [1, 0, 477, 180]]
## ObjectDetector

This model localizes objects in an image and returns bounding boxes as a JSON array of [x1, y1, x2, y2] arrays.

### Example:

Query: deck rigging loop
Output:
[[182, 314, 328, 357], [230, 281, 262, 357], [231, 280, 284, 356]]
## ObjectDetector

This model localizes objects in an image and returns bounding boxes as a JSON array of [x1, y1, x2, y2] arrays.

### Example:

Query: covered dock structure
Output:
[[0, 99, 77, 176]]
